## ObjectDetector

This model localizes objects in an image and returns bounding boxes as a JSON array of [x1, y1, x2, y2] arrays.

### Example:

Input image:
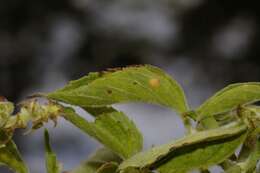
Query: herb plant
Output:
[[1, 65, 260, 173]]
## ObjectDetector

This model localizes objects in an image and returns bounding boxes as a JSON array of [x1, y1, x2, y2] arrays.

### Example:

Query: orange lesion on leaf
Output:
[[149, 78, 160, 88]]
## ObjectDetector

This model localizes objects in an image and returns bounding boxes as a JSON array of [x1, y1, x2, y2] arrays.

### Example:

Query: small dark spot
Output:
[[107, 89, 113, 94], [133, 81, 138, 85]]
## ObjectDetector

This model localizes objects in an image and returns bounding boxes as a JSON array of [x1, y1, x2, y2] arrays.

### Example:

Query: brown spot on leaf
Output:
[[101, 65, 145, 76], [107, 89, 113, 94], [149, 78, 160, 88], [106, 67, 124, 72]]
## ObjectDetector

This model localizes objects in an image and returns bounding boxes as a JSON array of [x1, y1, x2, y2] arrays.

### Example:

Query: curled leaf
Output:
[[157, 133, 246, 173], [119, 122, 247, 172]]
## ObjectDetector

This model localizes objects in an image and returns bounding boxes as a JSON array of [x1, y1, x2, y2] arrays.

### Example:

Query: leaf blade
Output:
[[119, 123, 247, 172], [198, 83, 260, 120], [157, 133, 246, 173], [62, 106, 143, 159], [48, 65, 188, 114]]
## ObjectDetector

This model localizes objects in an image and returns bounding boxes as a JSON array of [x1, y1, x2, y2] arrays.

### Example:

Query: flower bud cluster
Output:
[[0, 99, 62, 134]]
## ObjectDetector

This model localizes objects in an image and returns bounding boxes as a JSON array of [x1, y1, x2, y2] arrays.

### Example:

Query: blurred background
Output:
[[1, 0, 260, 172]]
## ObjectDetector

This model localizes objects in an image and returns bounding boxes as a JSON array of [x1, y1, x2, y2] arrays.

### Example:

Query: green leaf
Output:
[[48, 65, 188, 114], [227, 137, 260, 173], [197, 83, 260, 121], [119, 122, 247, 172], [157, 134, 246, 173], [70, 147, 121, 173], [95, 162, 118, 173], [0, 131, 29, 173], [62, 106, 143, 159], [44, 129, 61, 173], [225, 165, 242, 173]]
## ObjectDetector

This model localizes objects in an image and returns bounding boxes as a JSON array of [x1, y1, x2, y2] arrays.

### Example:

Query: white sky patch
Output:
[[93, 1, 177, 46], [212, 16, 255, 59]]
